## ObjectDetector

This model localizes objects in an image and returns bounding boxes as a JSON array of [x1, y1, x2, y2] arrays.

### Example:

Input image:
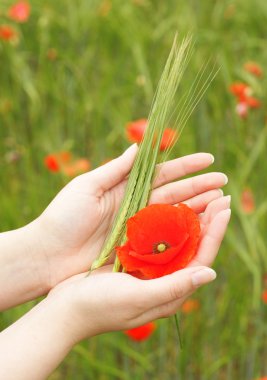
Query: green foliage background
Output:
[[1, 0, 267, 379]]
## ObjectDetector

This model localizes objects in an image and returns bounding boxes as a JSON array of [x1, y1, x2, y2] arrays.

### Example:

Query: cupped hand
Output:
[[47, 264, 217, 343], [36, 144, 229, 289], [46, 193, 230, 341]]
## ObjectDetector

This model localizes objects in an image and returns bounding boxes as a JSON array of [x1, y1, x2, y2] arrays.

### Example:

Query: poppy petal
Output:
[[127, 204, 188, 255], [116, 203, 200, 279], [129, 233, 189, 265]]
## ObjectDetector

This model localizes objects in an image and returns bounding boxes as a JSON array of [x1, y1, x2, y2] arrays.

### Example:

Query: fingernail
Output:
[[225, 195, 231, 206], [191, 268, 217, 287], [218, 189, 224, 196], [124, 143, 138, 155], [223, 174, 228, 185], [209, 154, 215, 164], [222, 208, 231, 220]]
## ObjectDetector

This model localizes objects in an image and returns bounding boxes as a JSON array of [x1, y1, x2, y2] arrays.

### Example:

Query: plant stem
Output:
[[174, 313, 183, 350]]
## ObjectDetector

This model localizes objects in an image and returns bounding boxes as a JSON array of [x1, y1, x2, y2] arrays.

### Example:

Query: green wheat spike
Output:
[[89, 34, 216, 273]]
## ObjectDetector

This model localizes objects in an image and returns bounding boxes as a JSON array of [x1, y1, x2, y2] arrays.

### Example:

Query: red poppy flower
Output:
[[62, 158, 91, 177], [246, 97, 261, 109], [235, 102, 248, 119], [8, 1, 30, 23], [241, 188, 255, 214], [125, 118, 147, 144], [57, 151, 72, 163], [125, 119, 177, 151], [262, 290, 267, 304], [44, 152, 90, 176], [244, 62, 263, 77], [116, 203, 201, 279], [229, 82, 251, 99], [44, 151, 71, 173], [124, 322, 156, 341], [160, 128, 177, 151], [0, 25, 17, 41], [181, 299, 200, 314], [230, 82, 261, 118], [44, 155, 60, 172]]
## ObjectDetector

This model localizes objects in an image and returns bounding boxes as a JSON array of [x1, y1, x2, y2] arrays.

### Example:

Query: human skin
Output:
[[0, 265, 220, 380], [0, 145, 231, 379], [0, 144, 229, 310]]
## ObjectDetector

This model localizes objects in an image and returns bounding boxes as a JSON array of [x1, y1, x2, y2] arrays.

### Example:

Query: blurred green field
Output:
[[1, 0, 267, 379]]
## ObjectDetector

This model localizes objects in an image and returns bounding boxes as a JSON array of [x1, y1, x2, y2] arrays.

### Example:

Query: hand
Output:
[[0, 265, 217, 380], [35, 144, 229, 290], [46, 180, 231, 341], [0, 190, 230, 380], [48, 264, 217, 343]]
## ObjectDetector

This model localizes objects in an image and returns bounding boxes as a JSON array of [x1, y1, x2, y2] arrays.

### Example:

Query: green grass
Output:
[[1, 0, 267, 378]]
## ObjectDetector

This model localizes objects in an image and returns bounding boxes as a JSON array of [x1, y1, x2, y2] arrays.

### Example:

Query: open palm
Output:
[[39, 144, 230, 288]]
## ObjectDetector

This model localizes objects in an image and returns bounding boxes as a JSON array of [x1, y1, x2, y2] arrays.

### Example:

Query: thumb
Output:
[[143, 266, 216, 309], [90, 144, 138, 193], [137, 266, 216, 322]]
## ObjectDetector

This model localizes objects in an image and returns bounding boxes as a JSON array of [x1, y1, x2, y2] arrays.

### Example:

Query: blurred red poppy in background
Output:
[[0, 25, 17, 42], [44, 152, 71, 173], [235, 102, 248, 119], [62, 158, 91, 177], [126, 118, 147, 144], [244, 61, 263, 77], [44, 155, 61, 172], [159, 128, 177, 151], [181, 299, 200, 314], [229, 82, 251, 99], [246, 97, 261, 109], [262, 290, 267, 304], [124, 322, 156, 342], [44, 152, 90, 176], [229, 82, 261, 118], [125, 118, 177, 151], [8, 1, 31, 23], [241, 188, 255, 214]]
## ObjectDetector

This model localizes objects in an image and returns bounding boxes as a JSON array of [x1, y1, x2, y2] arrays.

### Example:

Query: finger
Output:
[[200, 195, 231, 226], [89, 144, 138, 194], [136, 267, 216, 323], [182, 189, 224, 214], [190, 208, 231, 268], [141, 266, 216, 309], [153, 153, 214, 188], [149, 172, 228, 205], [141, 293, 193, 322]]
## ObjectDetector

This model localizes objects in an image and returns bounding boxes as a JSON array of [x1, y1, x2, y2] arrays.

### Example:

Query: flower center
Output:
[[153, 241, 170, 254]]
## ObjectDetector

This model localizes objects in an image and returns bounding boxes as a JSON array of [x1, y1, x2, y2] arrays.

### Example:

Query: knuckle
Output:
[[169, 284, 184, 300], [191, 177, 199, 195], [159, 303, 177, 319], [134, 299, 147, 313], [164, 188, 176, 205], [125, 289, 147, 315], [159, 304, 171, 319], [179, 158, 187, 177], [158, 170, 168, 186]]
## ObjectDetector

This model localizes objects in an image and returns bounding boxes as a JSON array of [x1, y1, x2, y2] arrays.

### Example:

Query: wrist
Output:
[[21, 219, 52, 295], [27, 217, 52, 292], [0, 221, 50, 310], [48, 278, 101, 344], [0, 290, 77, 379], [40, 291, 79, 349]]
